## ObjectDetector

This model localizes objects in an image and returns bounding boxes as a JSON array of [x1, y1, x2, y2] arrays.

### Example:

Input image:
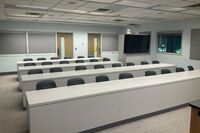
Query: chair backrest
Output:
[[64, 57, 72, 59], [141, 61, 149, 65], [59, 61, 69, 64], [77, 56, 84, 58], [28, 69, 43, 75], [90, 59, 98, 62], [119, 73, 134, 79], [41, 62, 52, 65], [51, 57, 59, 60], [75, 60, 84, 63], [96, 75, 109, 82], [145, 71, 157, 76], [176, 67, 185, 72], [50, 67, 63, 73], [36, 80, 57, 90], [103, 58, 111, 62], [88, 55, 94, 58], [67, 78, 85, 86], [94, 64, 105, 69], [152, 60, 160, 64], [161, 69, 171, 74], [75, 66, 87, 71], [24, 63, 36, 67], [126, 62, 135, 66], [112, 63, 121, 67], [23, 58, 33, 61], [37, 57, 46, 61], [188, 66, 194, 71]]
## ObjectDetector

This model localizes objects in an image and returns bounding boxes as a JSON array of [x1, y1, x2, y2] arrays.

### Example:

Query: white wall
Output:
[[126, 18, 200, 69], [0, 20, 123, 73]]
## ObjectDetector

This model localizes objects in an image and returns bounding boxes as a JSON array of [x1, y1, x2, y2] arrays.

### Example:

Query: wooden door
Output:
[[57, 33, 73, 59], [88, 33, 101, 57]]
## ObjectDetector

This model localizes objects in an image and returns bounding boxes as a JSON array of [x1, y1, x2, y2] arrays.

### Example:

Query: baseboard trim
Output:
[[0, 71, 17, 75], [80, 104, 189, 133]]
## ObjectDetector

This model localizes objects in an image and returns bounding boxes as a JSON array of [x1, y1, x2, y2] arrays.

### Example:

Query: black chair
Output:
[[41, 62, 52, 65], [37, 57, 46, 61], [188, 66, 194, 71], [152, 60, 160, 64], [90, 59, 98, 62], [88, 55, 94, 58], [94, 65, 105, 69], [51, 57, 59, 60], [77, 56, 84, 58], [23, 58, 33, 61], [36, 80, 57, 90], [103, 58, 111, 61], [145, 71, 157, 76], [126, 62, 135, 66], [60, 61, 69, 64], [64, 57, 72, 59], [141, 61, 149, 65], [96, 75, 109, 82], [24, 63, 36, 67], [161, 69, 171, 74], [119, 73, 134, 79], [75, 66, 87, 71], [67, 78, 85, 86], [112, 63, 121, 67], [75, 60, 84, 63], [50, 67, 63, 73], [28, 69, 43, 75], [176, 67, 185, 72]]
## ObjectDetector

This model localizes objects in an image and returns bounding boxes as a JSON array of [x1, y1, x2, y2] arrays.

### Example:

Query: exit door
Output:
[[88, 33, 101, 57], [57, 33, 73, 59]]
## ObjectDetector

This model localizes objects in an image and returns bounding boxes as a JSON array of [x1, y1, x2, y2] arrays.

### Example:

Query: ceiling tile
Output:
[[152, 5, 187, 12], [82, 0, 118, 4], [115, 0, 158, 8], [181, 10, 200, 15]]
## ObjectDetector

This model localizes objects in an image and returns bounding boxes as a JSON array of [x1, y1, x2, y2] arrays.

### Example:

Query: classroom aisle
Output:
[[0, 74, 191, 133], [0, 74, 27, 133]]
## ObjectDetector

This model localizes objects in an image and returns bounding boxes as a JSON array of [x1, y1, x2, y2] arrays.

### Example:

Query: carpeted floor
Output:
[[0, 74, 191, 133], [0, 74, 27, 133]]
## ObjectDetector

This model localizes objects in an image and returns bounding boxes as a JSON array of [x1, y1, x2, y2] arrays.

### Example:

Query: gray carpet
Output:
[[0, 74, 27, 133]]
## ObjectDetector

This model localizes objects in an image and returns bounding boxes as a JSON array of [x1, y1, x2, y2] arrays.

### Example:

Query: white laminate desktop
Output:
[[17, 57, 103, 67], [18, 61, 120, 76], [26, 70, 200, 133], [21, 63, 176, 107]]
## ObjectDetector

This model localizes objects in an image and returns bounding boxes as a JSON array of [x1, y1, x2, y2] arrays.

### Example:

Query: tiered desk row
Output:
[[16, 58, 200, 133]]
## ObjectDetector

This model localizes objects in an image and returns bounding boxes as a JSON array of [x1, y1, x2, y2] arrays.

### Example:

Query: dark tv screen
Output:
[[124, 34, 150, 53]]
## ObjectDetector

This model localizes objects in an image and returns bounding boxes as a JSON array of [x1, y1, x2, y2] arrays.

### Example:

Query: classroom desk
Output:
[[17, 57, 103, 68], [21, 63, 176, 107], [18, 61, 121, 77], [26, 69, 200, 133]]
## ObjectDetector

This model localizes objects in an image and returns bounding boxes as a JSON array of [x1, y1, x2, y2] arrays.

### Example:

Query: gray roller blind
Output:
[[0, 31, 27, 54], [28, 32, 56, 53], [190, 29, 200, 60], [102, 33, 118, 51]]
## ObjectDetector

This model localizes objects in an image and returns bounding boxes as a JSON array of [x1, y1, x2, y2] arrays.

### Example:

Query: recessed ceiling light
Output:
[[114, 19, 124, 22], [96, 8, 110, 12], [68, 2, 77, 5]]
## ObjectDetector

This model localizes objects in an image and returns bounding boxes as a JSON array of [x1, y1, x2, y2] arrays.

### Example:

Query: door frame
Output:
[[56, 32, 74, 58], [87, 32, 102, 57]]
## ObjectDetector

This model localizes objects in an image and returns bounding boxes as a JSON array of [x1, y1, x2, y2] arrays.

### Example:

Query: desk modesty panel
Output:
[[26, 70, 200, 133], [18, 61, 121, 76], [21, 63, 176, 107], [17, 57, 103, 67]]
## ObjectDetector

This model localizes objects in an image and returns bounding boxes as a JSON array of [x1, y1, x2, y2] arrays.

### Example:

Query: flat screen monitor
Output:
[[124, 34, 150, 54]]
